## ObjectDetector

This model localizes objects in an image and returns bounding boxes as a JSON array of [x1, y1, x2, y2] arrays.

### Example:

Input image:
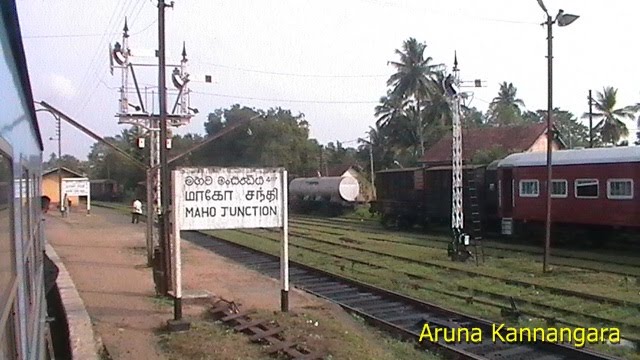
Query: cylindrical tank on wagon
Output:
[[289, 176, 360, 202]]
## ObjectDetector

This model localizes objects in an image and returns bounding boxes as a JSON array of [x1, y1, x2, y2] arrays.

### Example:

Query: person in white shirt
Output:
[[131, 199, 143, 224]]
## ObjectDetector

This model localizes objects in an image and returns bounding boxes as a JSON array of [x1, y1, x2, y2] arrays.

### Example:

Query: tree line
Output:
[[47, 37, 639, 195]]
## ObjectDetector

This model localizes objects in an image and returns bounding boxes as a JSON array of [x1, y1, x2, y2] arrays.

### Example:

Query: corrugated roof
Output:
[[43, 167, 85, 178], [376, 167, 421, 174], [419, 124, 550, 165], [498, 146, 640, 167], [426, 164, 485, 171]]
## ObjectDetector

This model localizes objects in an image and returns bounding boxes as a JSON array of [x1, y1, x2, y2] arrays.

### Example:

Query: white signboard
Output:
[[174, 167, 284, 230], [61, 177, 91, 214], [61, 178, 90, 196]]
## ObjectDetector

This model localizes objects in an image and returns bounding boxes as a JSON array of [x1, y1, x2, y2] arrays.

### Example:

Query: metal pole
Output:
[[588, 89, 593, 148], [146, 168, 154, 266], [157, 0, 170, 296], [369, 135, 375, 198], [57, 116, 63, 215], [280, 169, 289, 312], [543, 15, 553, 273], [171, 170, 183, 321]]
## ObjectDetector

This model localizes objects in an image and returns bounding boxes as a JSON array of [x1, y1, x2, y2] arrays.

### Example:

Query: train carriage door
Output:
[[501, 168, 514, 217]]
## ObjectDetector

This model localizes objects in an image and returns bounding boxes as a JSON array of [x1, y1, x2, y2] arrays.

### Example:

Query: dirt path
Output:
[[47, 207, 170, 359]]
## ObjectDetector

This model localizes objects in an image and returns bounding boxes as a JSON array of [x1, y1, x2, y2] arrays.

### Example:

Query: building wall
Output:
[[42, 174, 79, 206], [528, 134, 562, 152]]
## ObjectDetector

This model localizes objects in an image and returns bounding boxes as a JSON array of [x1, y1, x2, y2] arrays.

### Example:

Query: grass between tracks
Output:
[[204, 228, 640, 359], [289, 224, 640, 303], [158, 308, 440, 360]]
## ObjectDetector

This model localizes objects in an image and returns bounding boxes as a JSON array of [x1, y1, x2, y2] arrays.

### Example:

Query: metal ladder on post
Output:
[[467, 177, 485, 265]]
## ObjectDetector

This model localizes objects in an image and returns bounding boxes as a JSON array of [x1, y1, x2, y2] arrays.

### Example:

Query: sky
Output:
[[16, 0, 640, 160]]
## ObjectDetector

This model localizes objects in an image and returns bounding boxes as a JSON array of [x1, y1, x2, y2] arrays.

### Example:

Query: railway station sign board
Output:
[[174, 167, 284, 230], [61, 177, 91, 214], [171, 167, 290, 312], [62, 177, 90, 196]]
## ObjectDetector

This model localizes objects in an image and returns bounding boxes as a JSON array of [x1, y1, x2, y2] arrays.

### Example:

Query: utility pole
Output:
[[543, 13, 553, 273], [537, 2, 579, 274], [158, 0, 170, 299], [109, 5, 195, 328], [588, 89, 593, 148]]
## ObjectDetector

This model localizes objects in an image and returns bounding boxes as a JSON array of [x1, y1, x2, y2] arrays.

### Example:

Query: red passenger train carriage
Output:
[[497, 146, 640, 239]]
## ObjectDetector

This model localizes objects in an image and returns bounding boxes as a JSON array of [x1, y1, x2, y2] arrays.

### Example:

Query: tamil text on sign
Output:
[[61, 178, 90, 196]]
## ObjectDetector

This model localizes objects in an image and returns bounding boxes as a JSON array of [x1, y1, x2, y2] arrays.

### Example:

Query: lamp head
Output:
[[557, 10, 579, 26]]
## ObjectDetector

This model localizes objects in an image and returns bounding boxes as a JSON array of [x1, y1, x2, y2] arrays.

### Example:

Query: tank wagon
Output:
[[289, 176, 360, 215]]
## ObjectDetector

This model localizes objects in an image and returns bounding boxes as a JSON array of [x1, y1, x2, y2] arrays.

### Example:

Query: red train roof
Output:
[[498, 146, 640, 167]]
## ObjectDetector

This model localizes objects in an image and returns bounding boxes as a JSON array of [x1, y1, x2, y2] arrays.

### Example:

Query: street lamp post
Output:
[[35, 108, 64, 215], [537, 0, 579, 273]]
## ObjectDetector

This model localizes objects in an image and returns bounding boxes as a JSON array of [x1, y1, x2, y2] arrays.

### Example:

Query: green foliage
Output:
[[487, 82, 526, 126], [86, 128, 147, 191], [43, 153, 89, 174], [531, 108, 601, 148], [197, 104, 321, 177], [582, 87, 637, 145]]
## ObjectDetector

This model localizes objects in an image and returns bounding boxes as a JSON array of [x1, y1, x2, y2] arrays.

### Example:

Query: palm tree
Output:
[[374, 91, 409, 129], [582, 87, 637, 145], [488, 82, 526, 126], [386, 38, 443, 156]]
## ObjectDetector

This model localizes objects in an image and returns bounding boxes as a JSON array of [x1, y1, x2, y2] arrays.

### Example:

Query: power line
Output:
[[191, 90, 378, 104], [23, 19, 156, 39], [357, 0, 539, 25], [194, 61, 388, 78]]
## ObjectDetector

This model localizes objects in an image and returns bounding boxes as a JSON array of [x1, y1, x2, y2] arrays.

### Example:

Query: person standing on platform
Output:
[[131, 199, 142, 224]]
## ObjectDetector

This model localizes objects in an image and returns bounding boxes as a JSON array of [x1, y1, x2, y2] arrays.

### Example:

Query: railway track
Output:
[[291, 217, 640, 273], [238, 230, 640, 343], [289, 221, 640, 278], [182, 230, 622, 360]]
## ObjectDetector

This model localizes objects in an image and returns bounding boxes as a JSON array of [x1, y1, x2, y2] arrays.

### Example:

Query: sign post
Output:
[[168, 170, 187, 331], [61, 178, 91, 214], [280, 170, 289, 312], [172, 167, 288, 321]]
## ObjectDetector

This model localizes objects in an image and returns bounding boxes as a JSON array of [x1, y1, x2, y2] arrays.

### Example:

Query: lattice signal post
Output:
[[443, 53, 484, 262], [110, 18, 197, 266]]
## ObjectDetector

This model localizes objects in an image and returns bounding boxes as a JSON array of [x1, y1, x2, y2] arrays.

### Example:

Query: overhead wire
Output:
[[73, 0, 131, 110], [191, 90, 378, 104], [193, 61, 388, 79], [77, 0, 147, 113]]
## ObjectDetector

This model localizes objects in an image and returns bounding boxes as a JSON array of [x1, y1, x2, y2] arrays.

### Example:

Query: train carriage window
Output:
[[0, 152, 17, 359], [519, 180, 539, 197], [0, 151, 15, 343], [575, 179, 599, 199], [551, 180, 568, 198], [607, 179, 633, 200]]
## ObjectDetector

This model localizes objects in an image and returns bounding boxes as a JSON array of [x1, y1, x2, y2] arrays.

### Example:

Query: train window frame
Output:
[[550, 179, 568, 198], [519, 179, 539, 198], [575, 179, 599, 199], [0, 138, 17, 357], [607, 179, 633, 200]]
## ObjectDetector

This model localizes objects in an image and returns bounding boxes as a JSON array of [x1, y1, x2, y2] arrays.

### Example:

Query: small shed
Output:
[[42, 167, 86, 206]]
